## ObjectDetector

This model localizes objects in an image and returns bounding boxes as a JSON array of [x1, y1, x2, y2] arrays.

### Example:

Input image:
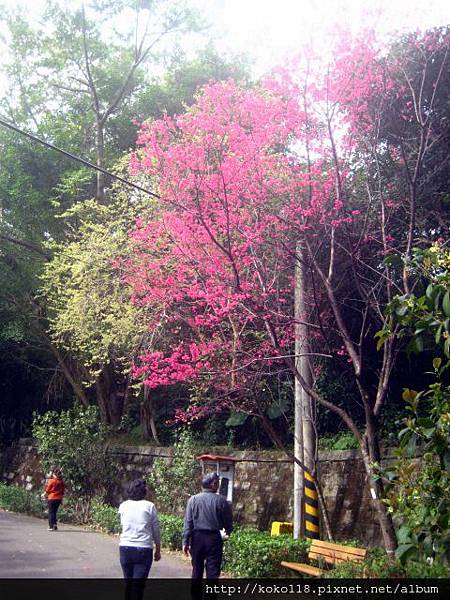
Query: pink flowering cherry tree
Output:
[[124, 27, 450, 556]]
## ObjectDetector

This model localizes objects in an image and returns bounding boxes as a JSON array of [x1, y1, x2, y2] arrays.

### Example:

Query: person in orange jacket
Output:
[[44, 467, 65, 531]]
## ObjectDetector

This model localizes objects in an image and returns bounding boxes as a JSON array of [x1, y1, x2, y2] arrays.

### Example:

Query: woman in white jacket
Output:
[[118, 479, 161, 579]]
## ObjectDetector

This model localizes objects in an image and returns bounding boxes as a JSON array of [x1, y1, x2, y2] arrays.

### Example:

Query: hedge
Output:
[[0, 482, 43, 516], [223, 528, 309, 577], [159, 514, 184, 550], [0, 482, 86, 524], [90, 497, 121, 533], [329, 548, 450, 579]]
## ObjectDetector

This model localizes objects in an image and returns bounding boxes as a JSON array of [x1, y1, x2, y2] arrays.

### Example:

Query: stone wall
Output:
[[1, 438, 46, 491], [1, 439, 395, 546]]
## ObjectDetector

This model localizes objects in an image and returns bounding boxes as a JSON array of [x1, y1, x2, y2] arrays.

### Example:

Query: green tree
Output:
[[380, 245, 450, 564], [1, 0, 202, 202], [386, 378, 450, 564], [0, 0, 248, 433], [40, 171, 159, 429], [32, 403, 111, 520]]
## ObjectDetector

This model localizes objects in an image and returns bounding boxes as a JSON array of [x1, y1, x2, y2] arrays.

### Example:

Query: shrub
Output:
[[319, 431, 359, 451], [381, 375, 450, 564], [402, 560, 450, 578], [327, 548, 403, 578], [33, 404, 112, 521], [57, 495, 81, 524], [0, 482, 43, 517], [223, 529, 309, 577], [148, 428, 200, 515], [327, 548, 450, 578], [159, 513, 184, 550], [90, 497, 121, 533], [380, 247, 450, 564], [0, 482, 84, 524]]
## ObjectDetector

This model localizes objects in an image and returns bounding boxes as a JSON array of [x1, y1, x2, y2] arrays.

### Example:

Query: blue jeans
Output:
[[119, 546, 153, 579]]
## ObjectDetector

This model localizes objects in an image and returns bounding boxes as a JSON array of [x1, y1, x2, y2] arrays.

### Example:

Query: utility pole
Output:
[[293, 242, 317, 539]]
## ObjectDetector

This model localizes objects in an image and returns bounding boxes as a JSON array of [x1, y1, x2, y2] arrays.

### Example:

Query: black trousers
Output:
[[48, 499, 61, 528], [119, 546, 153, 579], [190, 530, 223, 580]]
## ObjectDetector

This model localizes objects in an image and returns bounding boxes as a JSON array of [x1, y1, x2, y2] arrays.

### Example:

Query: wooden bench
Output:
[[281, 539, 367, 577]]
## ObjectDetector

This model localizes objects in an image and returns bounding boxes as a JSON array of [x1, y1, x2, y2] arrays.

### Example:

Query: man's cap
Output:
[[202, 472, 219, 488]]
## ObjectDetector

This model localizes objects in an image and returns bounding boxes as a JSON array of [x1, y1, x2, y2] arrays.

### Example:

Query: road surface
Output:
[[0, 510, 192, 578]]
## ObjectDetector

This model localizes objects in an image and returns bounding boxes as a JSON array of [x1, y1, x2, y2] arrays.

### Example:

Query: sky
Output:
[[192, 0, 450, 74], [0, 0, 449, 97], [1, 0, 450, 77]]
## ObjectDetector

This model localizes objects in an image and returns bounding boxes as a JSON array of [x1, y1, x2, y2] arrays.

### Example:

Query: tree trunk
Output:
[[95, 118, 106, 203], [95, 378, 111, 424], [41, 332, 89, 407], [95, 365, 124, 426], [360, 438, 397, 558], [141, 386, 160, 443]]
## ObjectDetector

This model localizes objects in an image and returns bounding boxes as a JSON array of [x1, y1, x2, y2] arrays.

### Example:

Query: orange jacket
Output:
[[45, 477, 65, 500]]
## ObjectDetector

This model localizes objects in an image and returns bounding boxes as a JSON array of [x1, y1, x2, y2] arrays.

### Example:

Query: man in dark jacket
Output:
[[182, 472, 233, 580]]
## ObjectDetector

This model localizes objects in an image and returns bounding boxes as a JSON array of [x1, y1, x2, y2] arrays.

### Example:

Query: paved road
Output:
[[0, 510, 192, 578]]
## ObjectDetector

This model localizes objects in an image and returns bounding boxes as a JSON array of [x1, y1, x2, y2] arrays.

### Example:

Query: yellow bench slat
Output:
[[310, 539, 367, 558], [308, 550, 364, 565], [281, 561, 324, 577]]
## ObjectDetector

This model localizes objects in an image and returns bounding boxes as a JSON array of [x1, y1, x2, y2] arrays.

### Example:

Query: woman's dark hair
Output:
[[52, 467, 63, 479], [126, 479, 147, 501]]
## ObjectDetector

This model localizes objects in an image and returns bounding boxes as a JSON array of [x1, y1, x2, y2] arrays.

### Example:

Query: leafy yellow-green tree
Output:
[[40, 172, 161, 433]]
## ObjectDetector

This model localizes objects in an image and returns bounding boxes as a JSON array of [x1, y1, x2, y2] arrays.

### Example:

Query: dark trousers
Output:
[[190, 530, 223, 580], [120, 546, 153, 600], [120, 546, 153, 579], [48, 499, 61, 528]]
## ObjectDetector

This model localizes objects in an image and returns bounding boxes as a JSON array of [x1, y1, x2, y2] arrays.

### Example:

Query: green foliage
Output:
[[90, 497, 121, 534], [223, 529, 309, 578], [148, 428, 200, 515], [384, 246, 450, 357], [0, 0, 247, 439], [32, 404, 112, 515], [56, 495, 81, 524], [0, 482, 85, 524], [328, 547, 449, 578], [383, 375, 450, 564], [159, 514, 184, 550], [0, 482, 43, 516], [40, 190, 156, 382], [400, 560, 450, 578], [380, 245, 450, 564], [315, 364, 363, 435], [110, 424, 155, 447], [319, 431, 359, 451]]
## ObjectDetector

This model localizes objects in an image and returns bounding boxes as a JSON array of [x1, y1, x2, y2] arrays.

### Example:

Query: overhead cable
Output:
[[0, 116, 160, 199]]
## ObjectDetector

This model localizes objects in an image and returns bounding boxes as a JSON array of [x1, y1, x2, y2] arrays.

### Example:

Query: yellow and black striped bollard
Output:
[[304, 471, 320, 539]]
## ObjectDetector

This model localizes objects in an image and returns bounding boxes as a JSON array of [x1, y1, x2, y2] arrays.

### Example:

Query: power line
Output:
[[0, 116, 160, 199]]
